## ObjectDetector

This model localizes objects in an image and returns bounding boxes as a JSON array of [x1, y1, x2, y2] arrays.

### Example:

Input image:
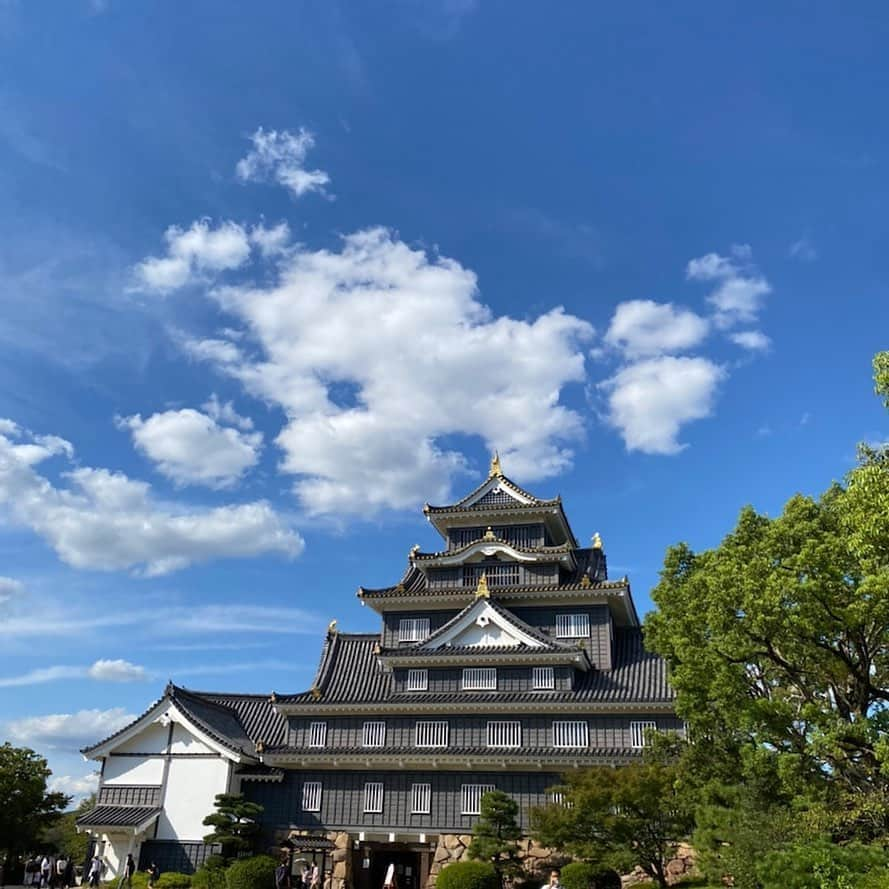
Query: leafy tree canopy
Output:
[[645, 353, 889, 797], [40, 794, 95, 862], [202, 794, 263, 860], [467, 790, 522, 880], [531, 761, 693, 889], [0, 743, 70, 858]]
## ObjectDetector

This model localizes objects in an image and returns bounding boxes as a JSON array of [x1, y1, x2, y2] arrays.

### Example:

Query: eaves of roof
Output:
[[75, 805, 161, 831]]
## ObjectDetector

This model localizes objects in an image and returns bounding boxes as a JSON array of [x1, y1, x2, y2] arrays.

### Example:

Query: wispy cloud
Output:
[[789, 238, 817, 262], [236, 128, 331, 200], [0, 659, 147, 688], [3, 708, 136, 750]]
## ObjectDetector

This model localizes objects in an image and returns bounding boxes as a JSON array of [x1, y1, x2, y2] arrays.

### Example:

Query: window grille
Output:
[[363, 782, 384, 814], [450, 525, 540, 549], [308, 722, 327, 748], [462, 667, 497, 690], [98, 785, 161, 806], [461, 784, 496, 815], [532, 666, 555, 690], [555, 613, 590, 638], [630, 720, 657, 748], [398, 618, 430, 642], [463, 564, 520, 587], [487, 721, 521, 748], [548, 791, 566, 806], [406, 669, 428, 691], [363, 721, 386, 747], [415, 721, 449, 747], [552, 720, 589, 748], [411, 783, 431, 814], [302, 782, 322, 812]]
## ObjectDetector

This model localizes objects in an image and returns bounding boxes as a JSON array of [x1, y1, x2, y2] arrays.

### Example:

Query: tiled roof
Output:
[[426, 473, 556, 512], [76, 805, 160, 829], [411, 539, 574, 562], [277, 628, 672, 706], [359, 549, 612, 599], [263, 745, 641, 761], [416, 597, 581, 652], [81, 684, 286, 758]]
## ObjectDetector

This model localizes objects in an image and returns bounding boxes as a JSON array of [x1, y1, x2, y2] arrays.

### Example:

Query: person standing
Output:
[[88, 856, 103, 889], [123, 855, 136, 889], [147, 862, 159, 889], [541, 871, 561, 889]]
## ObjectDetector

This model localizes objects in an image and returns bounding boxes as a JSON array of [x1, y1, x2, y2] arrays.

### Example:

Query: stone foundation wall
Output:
[[272, 830, 353, 889], [426, 836, 696, 889]]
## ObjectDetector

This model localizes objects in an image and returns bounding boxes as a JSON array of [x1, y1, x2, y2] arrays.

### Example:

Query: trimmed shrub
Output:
[[225, 856, 279, 889], [156, 873, 192, 889], [192, 867, 228, 889], [560, 863, 597, 889], [437, 861, 499, 889], [757, 840, 887, 889]]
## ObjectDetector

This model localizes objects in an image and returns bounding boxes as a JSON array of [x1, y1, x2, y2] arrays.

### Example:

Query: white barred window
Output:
[[363, 721, 386, 747], [462, 667, 497, 690], [407, 669, 428, 691], [555, 614, 590, 638], [308, 722, 327, 748], [415, 720, 449, 748], [411, 783, 431, 814], [552, 720, 589, 748], [363, 782, 384, 814], [487, 721, 521, 748], [398, 618, 430, 642], [301, 781, 322, 812], [630, 720, 657, 748], [532, 666, 555, 689], [461, 783, 496, 815]]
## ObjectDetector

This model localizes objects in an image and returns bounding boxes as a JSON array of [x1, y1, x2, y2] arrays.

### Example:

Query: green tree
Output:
[[645, 350, 889, 796], [41, 795, 95, 863], [874, 350, 889, 407], [467, 790, 522, 884], [202, 794, 263, 860], [0, 743, 70, 859], [531, 761, 693, 889]]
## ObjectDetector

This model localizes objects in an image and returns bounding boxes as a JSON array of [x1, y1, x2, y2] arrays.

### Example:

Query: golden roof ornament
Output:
[[410, 543, 421, 557], [483, 526, 496, 541], [310, 686, 322, 701], [592, 532, 603, 550], [489, 451, 503, 478], [579, 574, 592, 589], [327, 619, 338, 636], [254, 738, 265, 754], [270, 691, 277, 704], [475, 571, 490, 599], [372, 640, 381, 655]]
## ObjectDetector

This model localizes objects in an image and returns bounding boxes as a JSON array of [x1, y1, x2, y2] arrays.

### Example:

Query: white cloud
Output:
[[0, 420, 302, 575], [0, 659, 146, 687], [236, 127, 331, 200], [119, 406, 262, 488], [87, 659, 148, 682], [0, 575, 24, 604], [686, 249, 772, 330], [4, 708, 136, 750], [250, 221, 292, 257], [201, 393, 254, 431], [184, 227, 594, 514], [135, 219, 252, 293], [789, 238, 817, 261], [3, 604, 324, 639], [50, 772, 100, 800], [601, 356, 726, 455], [730, 330, 771, 352], [604, 299, 709, 358]]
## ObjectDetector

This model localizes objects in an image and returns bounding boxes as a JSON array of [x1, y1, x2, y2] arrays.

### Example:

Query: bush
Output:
[[436, 861, 499, 889], [757, 840, 887, 889], [560, 863, 597, 889], [225, 856, 279, 889], [156, 873, 192, 889], [193, 867, 229, 889]]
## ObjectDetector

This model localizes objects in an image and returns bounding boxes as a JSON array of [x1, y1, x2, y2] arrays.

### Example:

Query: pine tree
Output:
[[467, 790, 522, 886], [202, 794, 264, 860]]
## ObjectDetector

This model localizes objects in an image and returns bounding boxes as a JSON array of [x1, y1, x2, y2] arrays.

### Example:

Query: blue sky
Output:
[[1, 1, 887, 801]]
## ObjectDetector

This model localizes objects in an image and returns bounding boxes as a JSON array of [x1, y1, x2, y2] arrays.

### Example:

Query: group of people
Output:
[[23, 856, 77, 889], [274, 860, 324, 889]]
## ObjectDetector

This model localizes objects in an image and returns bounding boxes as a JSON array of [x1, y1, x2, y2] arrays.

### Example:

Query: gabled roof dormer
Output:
[[423, 454, 578, 546]]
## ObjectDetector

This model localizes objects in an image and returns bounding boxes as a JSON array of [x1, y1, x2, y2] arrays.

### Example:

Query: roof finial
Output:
[[310, 686, 322, 701], [410, 543, 421, 557], [327, 619, 338, 636], [489, 451, 503, 478], [483, 526, 496, 541], [475, 571, 490, 599], [592, 532, 603, 550]]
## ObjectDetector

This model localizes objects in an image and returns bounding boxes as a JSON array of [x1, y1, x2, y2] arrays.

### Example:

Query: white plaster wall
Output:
[[96, 832, 148, 878], [169, 723, 213, 754], [156, 756, 230, 841], [103, 756, 165, 785], [117, 722, 169, 754]]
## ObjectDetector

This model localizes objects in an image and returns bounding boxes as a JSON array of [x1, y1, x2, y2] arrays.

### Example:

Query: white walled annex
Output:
[[156, 756, 232, 841]]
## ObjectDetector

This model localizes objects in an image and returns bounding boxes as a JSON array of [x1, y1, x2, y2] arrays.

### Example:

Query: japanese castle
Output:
[[78, 457, 677, 889]]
